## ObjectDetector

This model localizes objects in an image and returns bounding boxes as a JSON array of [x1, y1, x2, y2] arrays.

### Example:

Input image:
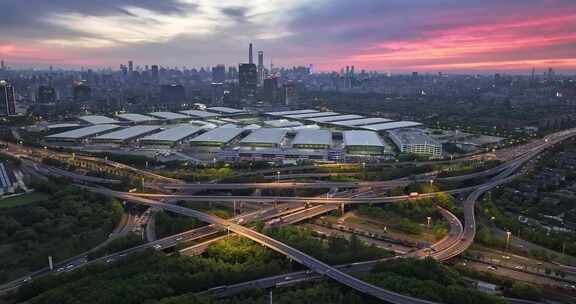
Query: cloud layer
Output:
[[1, 0, 575, 72]]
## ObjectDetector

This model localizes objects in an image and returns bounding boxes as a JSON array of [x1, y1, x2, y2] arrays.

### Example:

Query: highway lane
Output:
[[90, 188, 441, 304], [0, 202, 307, 293], [129, 186, 478, 205], [152, 179, 411, 191]]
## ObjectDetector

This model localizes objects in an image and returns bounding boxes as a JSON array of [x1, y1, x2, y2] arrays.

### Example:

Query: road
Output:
[[90, 188, 442, 304], [129, 186, 478, 205]]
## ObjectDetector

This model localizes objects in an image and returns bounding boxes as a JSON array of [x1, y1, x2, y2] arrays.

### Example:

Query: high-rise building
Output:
[[248, 43, 254, 64], [263, 76, 278, 103], [283, 81, 297, 106], [73, 83, 92, 103], [37, 86, 56, 104], [160, 84, 186, 103], [211, 82, 225, 106], [257, 51, 264, 86], [0, 60, 5, 71], [128, 60, 134, 74], [151, 65, 159, 83], [228, 66, 238, 79], [212, 64, 226, 83], [0, 80, 16, 116], [238, 63, 257, 104]]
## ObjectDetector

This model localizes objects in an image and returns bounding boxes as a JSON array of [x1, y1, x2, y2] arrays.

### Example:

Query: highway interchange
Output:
[[2, 127, 576, 303]]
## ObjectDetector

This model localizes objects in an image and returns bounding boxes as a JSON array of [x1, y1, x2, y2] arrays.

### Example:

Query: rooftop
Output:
[[207, 107, 246, 114], [343, 130, 385, 147], [264, 119, 303, 128], [116, 113, 158, 123], [93, 125, 161, 141], [291, 129, 332, 147], [148, 112, 190, 120], [141, 125, 202, 142], [308, 114, 364, 123], [389, 128, 439, 145], [333, 117, 393, 127], [266, 109, 318, 116], [180, 110, 220, 118], [362, 121, 423, 131], [284, 112, 341, 119], [240, 128, 287, 145], [79, 115, 120, 125], [189, 127, 245, 144], [46, 124, 121, 139]]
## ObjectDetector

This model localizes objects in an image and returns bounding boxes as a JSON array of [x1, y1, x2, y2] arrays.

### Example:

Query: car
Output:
[[502, 255, 511, 260], [487, 266, 498, 271], [153, 244, 162, 250], [284, 276, 292, 280], [175, 237, 183, 241], [514, 265, 524, 270], [106, 258, 115, 263]]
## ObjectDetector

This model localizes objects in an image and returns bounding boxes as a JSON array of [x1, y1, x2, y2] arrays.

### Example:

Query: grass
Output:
[[0, 192, 50, 209]]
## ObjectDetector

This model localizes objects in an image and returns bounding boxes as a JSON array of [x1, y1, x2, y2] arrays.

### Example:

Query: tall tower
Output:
[[249, 43, 253, 64], [128, 60, 134, 75], [0, 80, 16, 116], [257, 51, 264, 86]]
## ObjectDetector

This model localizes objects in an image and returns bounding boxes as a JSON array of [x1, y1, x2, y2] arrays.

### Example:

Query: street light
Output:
[[276, 171, 280, 183], [506, 231, 511, 250]]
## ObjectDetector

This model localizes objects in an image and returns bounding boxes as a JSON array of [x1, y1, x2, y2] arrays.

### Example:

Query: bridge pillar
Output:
[[340, 203, 345, 216]]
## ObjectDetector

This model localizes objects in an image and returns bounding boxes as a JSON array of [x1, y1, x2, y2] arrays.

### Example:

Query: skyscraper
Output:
[[211, 82, 225, 106], [73, 83, 92, 103], [238, 63, 257, 104], [263, 76, 278, 103], [0, 80, 16, 116], [212, 64, 226, 83], [151, 65, 159, 83], [160, 84, 186, 103], [0, 60, 5, 71], [283, 81, 297, 106], [128, 60, 134, 74], [257, 51, 264, 86], [249, 43, 253, 64], [37, 86, 56, 104]]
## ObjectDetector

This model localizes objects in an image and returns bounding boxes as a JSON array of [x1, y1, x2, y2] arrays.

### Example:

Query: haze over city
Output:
[[1, 0, 576, 72], [1, 1, 576, 304]]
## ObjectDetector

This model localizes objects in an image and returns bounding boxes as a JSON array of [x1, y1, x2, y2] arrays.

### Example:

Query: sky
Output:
[[1, 0, 576, 73]]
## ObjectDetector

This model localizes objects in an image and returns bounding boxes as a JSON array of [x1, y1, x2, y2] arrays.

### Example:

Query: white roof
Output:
[[343, 131, 384, 147], [47, 124, 121, 139], [333, 117, 393, 127], [292, 129, 332, 146], [266, 109, 318, 116], [93, 125, 161, 141], [141, 125, 202, 142], [264, 119, 303, 128], [180, 110, 220, 118], [148, 112, 190, 120], [207, 107, 246, 114], [284, 112, 341, 119], [189, 127, 244, 144], [47, 123, 80, 129], [388, 128, 439, 145], [308, 114, 364, 123], [240, 128, 287, 145], [362, 121, 423, 131], [79, 115, 120, 125], [116, 113, 158, 123]]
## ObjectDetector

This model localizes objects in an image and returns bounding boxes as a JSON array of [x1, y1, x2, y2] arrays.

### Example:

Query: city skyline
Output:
[[1, 0, 576, 73]]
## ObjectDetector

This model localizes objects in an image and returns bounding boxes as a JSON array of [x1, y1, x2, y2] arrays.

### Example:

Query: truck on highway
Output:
[[409, 192, 419, 198]]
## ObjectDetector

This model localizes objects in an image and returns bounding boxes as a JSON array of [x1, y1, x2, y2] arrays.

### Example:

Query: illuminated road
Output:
[[90, 188, 441, 304], [129, 186, 478, 205]]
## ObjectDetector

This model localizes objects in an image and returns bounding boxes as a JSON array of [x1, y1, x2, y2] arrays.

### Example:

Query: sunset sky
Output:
[[1, 0, 575, 73]]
